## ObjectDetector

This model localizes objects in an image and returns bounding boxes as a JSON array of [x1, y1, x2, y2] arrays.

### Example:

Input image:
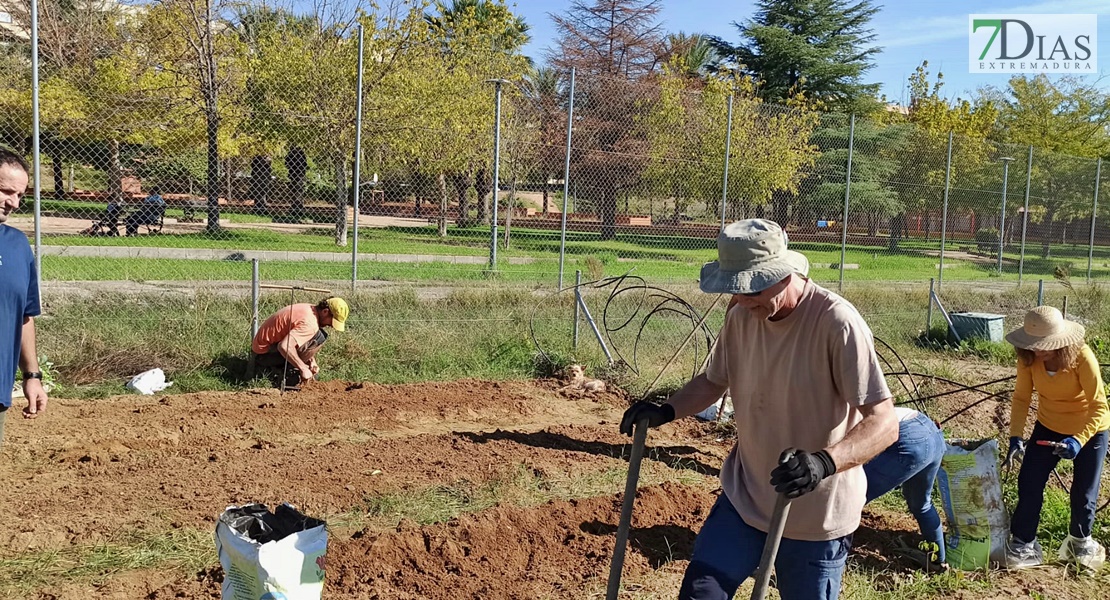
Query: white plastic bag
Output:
[[215, 503, 328, 600], [937, 439, 1009, 570], [695, 393, 734, 422], [125, 368, 173, 395]]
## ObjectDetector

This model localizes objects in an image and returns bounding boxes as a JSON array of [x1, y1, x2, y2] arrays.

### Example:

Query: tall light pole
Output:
[[998, 157, 1014, 275], [487, 79, 509, 271]]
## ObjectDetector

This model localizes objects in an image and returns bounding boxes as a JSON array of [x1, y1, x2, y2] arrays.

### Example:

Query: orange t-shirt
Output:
[[252, 304, 319, 354]]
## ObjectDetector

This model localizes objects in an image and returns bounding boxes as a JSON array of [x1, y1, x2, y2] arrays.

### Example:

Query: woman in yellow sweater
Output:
[[1003, 305, 1110, 569]]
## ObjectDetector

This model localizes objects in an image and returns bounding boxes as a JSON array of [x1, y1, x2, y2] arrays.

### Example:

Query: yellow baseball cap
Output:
[[325, 297, 349, 331]]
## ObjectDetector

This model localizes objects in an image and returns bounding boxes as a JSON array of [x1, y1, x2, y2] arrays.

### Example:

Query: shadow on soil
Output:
[[581, 520, 699, 568], [458, 429, 721, 477]]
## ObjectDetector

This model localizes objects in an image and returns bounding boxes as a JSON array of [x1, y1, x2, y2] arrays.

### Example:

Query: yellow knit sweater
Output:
[[1010, 344, 1110, 445]]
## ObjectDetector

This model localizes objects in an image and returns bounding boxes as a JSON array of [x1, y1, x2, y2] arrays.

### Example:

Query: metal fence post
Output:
[[719, 93, 734, 230], [350, 25, 365, 292], [1089, 157, 1101, 283], [247, 258, 260, 378], [997, 156, 1014, 275], [927, 277, 934, 331], [31, 0, 41, 297], [573, 269, 581, 349], [489, 79, 506, 271], [938, 132, 952, 289], [1018, 145, 1032, 285], [251, 259, 260, 338], [577, 285, 612, 364], [838, 114, 855, 292], [558, 67, 576, 289], [1037, 279, 1044, 306]]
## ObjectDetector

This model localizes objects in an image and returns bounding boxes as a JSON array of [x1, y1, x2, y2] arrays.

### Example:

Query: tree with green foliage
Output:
[[643, 59, 819, 224], [979, 75, 1110, 257], [239, 5, 362, 244], [140, 0, 249, 233], [807, 117, 909, 237], [884, 62, 996, 249], [708, 0, 883, 114], [660, 32, 717, 80], [708, 0, 884, 228], [419, 0, 531, 234], [387, 0, 530, 237], [0, 0, 185, 204]]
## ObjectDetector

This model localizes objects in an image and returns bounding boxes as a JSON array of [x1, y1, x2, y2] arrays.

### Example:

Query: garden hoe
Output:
[[750, 452, 794, 600], [605, 295, 723, 600]]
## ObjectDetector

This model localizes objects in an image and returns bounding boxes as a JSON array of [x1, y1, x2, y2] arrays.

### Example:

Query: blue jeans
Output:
[[863, 411, 946, 563], [1011, 422, 1108, 543], [679, 494, 851, 600]]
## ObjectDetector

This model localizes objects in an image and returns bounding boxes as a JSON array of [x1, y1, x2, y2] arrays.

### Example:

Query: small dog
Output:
[[558, 364, 606, 395]]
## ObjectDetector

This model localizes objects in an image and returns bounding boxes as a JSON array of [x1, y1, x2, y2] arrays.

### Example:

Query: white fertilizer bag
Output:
[[937, 439, 1009, 570], [125, 368, 173, 395], [215, 503, 328, 600]]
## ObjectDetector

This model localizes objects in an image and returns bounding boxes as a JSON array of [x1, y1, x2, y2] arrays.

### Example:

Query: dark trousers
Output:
[[252, 329, 328, 384], [1011, 422, 1108, 542]]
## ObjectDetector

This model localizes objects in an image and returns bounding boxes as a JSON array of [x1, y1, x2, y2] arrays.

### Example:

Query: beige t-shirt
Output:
[[705, 279, 891, 541]]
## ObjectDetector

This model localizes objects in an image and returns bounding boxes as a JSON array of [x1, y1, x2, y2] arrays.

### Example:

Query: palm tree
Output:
[[425, 0, 531, 53], [662, 32, 717, 80]]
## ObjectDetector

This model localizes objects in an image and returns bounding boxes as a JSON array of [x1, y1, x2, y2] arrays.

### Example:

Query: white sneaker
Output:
[[1004, 538, 1044, 569], [1057, 535, 1106, 571]]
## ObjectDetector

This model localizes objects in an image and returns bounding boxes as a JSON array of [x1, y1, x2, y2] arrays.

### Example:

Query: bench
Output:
[[123, 203, 166, 236], [180, 201, 207, 222]]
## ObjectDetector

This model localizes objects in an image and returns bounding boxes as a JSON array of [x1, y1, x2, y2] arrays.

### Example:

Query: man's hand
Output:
[[1050, 437, 1082, 460], [22, 378, 47, 419], [770, 448, 836, 499], [309, 359, 320, 375], [619, 401, 675, 436], [1003, 437, 1025, 470], [299, 366, 314, 382]]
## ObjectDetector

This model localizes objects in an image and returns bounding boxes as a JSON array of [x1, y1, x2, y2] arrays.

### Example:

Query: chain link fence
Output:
[[2, 64, 1106, 293]]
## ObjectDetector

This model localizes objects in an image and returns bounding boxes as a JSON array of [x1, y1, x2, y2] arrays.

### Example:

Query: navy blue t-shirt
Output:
[[0, 225, 40, 408]]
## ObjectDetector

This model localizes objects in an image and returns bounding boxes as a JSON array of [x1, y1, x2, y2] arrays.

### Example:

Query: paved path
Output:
[[38, 244, 539, 265]]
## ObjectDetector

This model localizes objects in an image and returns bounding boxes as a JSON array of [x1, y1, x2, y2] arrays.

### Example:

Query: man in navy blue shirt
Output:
[[0, 147, 46, 444]]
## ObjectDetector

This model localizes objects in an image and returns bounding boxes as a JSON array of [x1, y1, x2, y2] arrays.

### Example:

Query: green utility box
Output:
[[949, 312, 1005, 343]]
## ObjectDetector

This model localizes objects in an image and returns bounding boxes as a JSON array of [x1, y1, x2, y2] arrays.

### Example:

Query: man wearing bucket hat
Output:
[[619, 219, 897, 600], [252, 297, 349, 386], [1002, 305, 1109, 570]]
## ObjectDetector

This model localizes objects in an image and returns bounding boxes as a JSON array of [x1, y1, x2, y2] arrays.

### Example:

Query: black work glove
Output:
[[769, 448, 837, 499], [619, 401, 676, 436], [1002, 437, 1025, 470]]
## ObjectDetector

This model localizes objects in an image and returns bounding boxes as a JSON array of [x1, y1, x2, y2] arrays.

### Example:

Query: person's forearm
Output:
[[825, 402, 898, 472], [278, 338, 310, 372], [666, 374, 729, 419], [19, 317, 39, 373]]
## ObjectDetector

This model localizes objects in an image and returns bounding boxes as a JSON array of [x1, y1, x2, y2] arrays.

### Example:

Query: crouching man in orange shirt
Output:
[[252, 297, 349, 386]]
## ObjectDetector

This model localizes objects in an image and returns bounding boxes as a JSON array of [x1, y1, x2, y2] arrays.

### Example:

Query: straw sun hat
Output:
[[699, 219, 809, 295], [1004, 306, 1085, 351]]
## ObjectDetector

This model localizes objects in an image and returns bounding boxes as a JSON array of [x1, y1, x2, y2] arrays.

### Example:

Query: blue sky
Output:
[[512, 0, 1110, 104]]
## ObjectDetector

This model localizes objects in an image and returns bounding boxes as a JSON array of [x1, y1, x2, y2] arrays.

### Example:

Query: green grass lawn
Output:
[[38, 238, 1108, 286], [24, 208, 1110, 284]]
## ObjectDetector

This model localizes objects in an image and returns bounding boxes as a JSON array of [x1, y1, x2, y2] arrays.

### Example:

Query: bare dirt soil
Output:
[[1, 378, 1106, 599]]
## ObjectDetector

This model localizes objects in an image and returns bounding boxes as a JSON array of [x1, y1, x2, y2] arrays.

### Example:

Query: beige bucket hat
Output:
[[699, 219, 809, 295], [1004, 306, 1085, 351]]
